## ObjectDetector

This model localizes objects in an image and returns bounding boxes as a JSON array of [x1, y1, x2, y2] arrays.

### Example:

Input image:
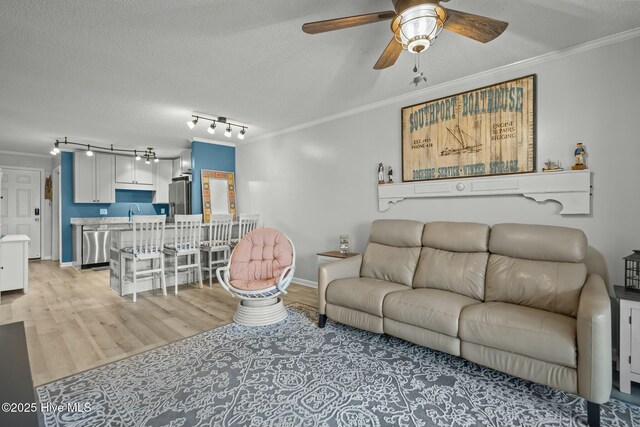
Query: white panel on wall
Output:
[[237, 34, 640, 287]]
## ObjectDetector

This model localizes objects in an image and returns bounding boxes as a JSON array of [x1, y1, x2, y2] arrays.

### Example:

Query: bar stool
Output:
[[120, 215, 166, 303], [163, 214, 203, 294], [201, 215, 233, 287], [231, 214, 261, 246]]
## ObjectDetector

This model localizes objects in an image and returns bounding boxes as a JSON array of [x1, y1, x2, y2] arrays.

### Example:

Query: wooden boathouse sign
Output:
[[402, 75, 536, 182]]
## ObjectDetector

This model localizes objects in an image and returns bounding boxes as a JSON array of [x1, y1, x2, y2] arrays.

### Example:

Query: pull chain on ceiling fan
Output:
[[302, 0, 508, 70]]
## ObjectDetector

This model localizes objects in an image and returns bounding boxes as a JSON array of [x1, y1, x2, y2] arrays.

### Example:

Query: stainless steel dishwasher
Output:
[[82, 226, 111, 267]]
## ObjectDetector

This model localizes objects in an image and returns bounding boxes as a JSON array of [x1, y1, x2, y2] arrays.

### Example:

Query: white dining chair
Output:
[[201, 215, 233, 287], [120, 215, 166, 303], [163, 214, 203, 294]]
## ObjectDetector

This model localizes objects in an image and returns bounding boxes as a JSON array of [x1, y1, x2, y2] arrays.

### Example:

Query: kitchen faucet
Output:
[[128, 203, 140, 222]]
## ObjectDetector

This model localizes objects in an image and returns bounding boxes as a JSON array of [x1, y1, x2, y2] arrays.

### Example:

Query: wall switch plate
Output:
[[160, 208, 166, 214], [100, 209, 108, 215]]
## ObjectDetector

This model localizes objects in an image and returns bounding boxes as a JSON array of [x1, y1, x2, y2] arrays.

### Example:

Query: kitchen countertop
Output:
[[70, 217, 131, 225], [70, 217, 225, 230]]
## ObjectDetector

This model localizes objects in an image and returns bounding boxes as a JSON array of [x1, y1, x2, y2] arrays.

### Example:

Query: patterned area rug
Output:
[[36, 304, 638, 427]]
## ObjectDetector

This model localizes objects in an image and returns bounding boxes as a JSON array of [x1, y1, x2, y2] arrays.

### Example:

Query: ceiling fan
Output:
[[302, 0, 508, 70]]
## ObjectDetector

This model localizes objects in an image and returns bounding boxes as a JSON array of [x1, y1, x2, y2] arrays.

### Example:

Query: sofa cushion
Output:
[[459, 302, 577, 368], [413, 248, 488, 300], [489, 223, 587, 263], [369, 219, 424, 247], [383, 289, 480, 337], [326, 277, 409, 317], [485, 254, 587, 317], [422, 221, 490, 252], [361, 243, 420, 287]]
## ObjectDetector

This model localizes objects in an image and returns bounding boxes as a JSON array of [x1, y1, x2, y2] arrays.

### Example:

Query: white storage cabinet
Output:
[[74, 152, 115, 203]]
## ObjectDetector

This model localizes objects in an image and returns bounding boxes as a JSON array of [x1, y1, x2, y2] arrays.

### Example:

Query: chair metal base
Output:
[[233, 297, 287, 326]]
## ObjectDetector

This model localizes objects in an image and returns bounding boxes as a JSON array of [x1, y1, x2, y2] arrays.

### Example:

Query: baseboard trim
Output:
[[59, 262, 73, 268], [41, 256, 51, 261], [293, 277, 318, 288]]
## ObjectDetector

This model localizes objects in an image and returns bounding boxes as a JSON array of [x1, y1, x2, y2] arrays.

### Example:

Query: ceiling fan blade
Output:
[[444, 9, 508, 43], [302, 11, 396, 34], [374, 38, 403, 70]]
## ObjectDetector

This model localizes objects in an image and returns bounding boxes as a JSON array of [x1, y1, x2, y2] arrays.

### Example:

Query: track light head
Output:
[[145, 156, 151, 164], [237, 128, 246, 140], [187, 117, 198, 129], [52, 142, 60, 154], [50, 149, 57, 156], [86, 146, 94, 157], [224, 125, 232, 138], [135, 150, 141, 161], [207, 122, 217, 135], [154, 155, 159, 163]]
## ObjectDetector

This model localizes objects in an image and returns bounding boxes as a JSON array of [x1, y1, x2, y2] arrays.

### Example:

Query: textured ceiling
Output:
[[1, 0, 639, 157]]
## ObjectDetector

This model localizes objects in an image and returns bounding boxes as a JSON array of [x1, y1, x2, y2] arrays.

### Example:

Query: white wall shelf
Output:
[[378, 170, 591, 215]]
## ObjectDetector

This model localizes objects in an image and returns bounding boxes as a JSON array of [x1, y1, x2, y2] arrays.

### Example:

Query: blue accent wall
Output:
[[191, 141, 236, 214], [60, 152, 168, 262]]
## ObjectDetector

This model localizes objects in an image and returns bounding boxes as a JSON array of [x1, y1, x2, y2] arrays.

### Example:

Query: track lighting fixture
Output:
[[49, 137, 165, 162], [186, 115, 248, 139]]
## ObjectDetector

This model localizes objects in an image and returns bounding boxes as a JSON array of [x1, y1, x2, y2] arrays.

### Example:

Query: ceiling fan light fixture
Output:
[[393, 4, 445, 54]]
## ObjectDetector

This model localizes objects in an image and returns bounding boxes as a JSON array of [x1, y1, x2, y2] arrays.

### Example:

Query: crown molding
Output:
[[0, 149, 53, 159], [248, 27, 640, 145], [189, 137, 236, 148]]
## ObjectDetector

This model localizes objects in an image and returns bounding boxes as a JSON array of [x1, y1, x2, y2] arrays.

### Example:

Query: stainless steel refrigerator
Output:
[[169, 178, 191, 217]]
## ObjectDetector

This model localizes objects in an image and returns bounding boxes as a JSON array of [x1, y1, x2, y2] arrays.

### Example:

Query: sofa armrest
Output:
[[577, 273, 612, 403], [318, 255, 363, 315]]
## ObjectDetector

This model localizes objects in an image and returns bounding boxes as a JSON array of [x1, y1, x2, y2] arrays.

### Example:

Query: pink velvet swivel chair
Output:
[[216, 228, 295, 326]]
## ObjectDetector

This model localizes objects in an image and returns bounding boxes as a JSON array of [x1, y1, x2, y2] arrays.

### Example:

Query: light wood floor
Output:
[[0, 260, 317, 387]]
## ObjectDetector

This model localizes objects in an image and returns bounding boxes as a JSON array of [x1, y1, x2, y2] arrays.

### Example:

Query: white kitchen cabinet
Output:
[[74, 152, 115, 203], [0, 235, 30, 302], [115, 156, 135, 183], [115, 156, 155, 186], [179, 149, 192, 175], [154, 160, 173, 204], [135, 161, 154, 185], [172, 158, 181, 179]]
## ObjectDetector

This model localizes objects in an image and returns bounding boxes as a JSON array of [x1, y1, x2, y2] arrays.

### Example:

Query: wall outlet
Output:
[[160, 208, 166, 214], [100, 209, 108, 215]]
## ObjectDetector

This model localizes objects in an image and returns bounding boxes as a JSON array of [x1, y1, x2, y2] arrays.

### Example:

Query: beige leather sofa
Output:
[[318, 220, 611, 427]]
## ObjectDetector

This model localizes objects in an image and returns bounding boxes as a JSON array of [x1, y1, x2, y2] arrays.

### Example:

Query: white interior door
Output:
[[1, 168, 41, 258]]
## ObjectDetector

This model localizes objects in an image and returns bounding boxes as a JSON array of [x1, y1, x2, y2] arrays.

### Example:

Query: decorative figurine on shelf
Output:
[[572, 143, 587, 170], [378, 163, 385, 184], [542, 159, 563, 172], [339, 235, 350, 255], [388, 166, 394, 183]]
